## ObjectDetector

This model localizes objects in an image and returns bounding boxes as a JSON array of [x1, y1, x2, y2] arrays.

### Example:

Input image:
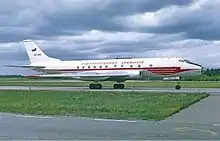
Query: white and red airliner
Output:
[[6, 40, 203, 90]]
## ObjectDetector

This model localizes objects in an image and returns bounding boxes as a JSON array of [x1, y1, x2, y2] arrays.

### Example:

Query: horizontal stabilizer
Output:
[[4, 65, 45, 69]]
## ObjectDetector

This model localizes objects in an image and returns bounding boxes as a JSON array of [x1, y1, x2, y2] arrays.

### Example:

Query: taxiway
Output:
[[1, 86, 220, 95]]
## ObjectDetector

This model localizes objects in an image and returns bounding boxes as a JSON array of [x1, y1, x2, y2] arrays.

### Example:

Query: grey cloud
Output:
[[0, 46, 28, 61], [163, 18, 220, 41], [94, 0, 192, 16], [43, 48, 97, 60], [141, 15, 219, 40], [118, 0, 220, 40], [186, 25, 220, 40], [0, 0, 192, 42], [38, 0, 192, 35], [0, 51, 28, 61], [97, 44, 153, 56], [0, 27, 34, 42]]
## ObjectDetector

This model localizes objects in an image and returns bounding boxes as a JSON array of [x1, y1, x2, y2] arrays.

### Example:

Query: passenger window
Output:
[[138, 65, 141, 68], [105, 65, 108, 68], [130, 65, 133, 68], [100, 65, 102, 68], [88, 66, 90, 68], [114, 65, 117, 67], [77, 66, 79, 69], [94, 66, 96, 68]]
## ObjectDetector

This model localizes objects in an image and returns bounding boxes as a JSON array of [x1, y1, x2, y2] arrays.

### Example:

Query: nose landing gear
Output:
[[175, 81, 181, 90], [175, 85, 181, 90]]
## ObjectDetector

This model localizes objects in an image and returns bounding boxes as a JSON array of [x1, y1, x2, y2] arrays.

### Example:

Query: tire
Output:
[[89, 83, 95, 89], [175, 85, 181, 90], [113, 84, 119, 89], [118, 84, 125, 89], [95, 83, 102, 89]]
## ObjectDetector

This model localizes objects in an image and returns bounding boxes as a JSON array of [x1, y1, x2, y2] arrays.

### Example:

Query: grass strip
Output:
[[0, 90, 209, 120]]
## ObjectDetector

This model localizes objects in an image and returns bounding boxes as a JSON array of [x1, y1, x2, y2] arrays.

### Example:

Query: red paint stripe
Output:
[[34, 67, 196, 75], [37, 67, 182, 72]]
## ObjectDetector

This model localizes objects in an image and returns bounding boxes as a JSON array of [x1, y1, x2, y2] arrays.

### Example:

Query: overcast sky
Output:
[[0, 0, 220, 75]]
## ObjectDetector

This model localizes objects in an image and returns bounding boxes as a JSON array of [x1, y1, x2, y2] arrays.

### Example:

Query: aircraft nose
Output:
[[191, 62, 202, 70], [195, 65, 203, 74], [195, 65, 202, 70], [191, 64, 203, 75]]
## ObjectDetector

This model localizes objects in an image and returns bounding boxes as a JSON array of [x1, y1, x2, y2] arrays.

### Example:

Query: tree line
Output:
[[202, 68, 220, 76]]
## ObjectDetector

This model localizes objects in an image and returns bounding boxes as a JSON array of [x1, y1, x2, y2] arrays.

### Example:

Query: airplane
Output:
[[5, 40, 203, 90]]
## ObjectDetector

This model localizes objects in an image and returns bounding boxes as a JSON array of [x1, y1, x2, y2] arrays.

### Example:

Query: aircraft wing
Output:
[[24, 70, 141, 81]]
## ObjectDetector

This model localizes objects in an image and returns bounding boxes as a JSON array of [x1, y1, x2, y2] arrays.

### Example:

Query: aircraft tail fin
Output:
[[23, 40, 61, 64]]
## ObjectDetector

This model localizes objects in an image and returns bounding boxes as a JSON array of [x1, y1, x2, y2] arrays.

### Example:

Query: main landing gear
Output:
[[88, 82, 180, 90], [88, 83, 125, 89], [113, 83, 125, 89], [89, 83, 102, 89]]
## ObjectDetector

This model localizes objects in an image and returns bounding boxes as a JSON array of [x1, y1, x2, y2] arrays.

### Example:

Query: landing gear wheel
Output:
[[89, 83, 102, 89], [118, 84, 125, 89], [113, 84, 125, 89], [113, 84, 119, 89], [95, 83, 102, 89], [89, 83, 96, 89], [175, 85, 181, 90]]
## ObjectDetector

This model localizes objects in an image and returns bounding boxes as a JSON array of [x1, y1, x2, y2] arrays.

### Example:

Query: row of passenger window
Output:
[[76, 64, 142, 69]]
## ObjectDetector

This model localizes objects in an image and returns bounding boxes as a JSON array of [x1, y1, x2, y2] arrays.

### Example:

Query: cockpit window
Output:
[[179, 59, 201, 67], [179, 59, 185, 62], [183, 59, 191, 63]]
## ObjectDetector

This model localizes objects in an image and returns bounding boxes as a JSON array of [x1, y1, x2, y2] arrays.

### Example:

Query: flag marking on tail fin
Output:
[[32, 48, 37, 52]]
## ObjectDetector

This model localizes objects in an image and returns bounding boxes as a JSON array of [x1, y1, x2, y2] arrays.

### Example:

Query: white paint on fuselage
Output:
[[22, 40, 202, 81], [31, 57, 202, 79]]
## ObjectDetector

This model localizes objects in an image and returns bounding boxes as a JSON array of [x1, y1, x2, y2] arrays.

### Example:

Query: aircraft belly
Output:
[[141, 70, 175, 78], [73, 76, 110, 81]]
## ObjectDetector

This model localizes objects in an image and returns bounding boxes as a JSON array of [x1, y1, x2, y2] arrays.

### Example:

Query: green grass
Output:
[[0, 90, 209, 120], [0, 80, 220, 88]]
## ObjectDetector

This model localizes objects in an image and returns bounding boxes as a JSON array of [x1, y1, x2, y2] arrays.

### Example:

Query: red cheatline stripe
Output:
[[32, 67, 196, 75], [35, 67, 182, 72], [148, 69, 194, 75], [35, 68, 193, 72]]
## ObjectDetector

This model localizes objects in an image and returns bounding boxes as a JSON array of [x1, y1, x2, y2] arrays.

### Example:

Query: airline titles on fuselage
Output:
[[81, 61, 144, 65]]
